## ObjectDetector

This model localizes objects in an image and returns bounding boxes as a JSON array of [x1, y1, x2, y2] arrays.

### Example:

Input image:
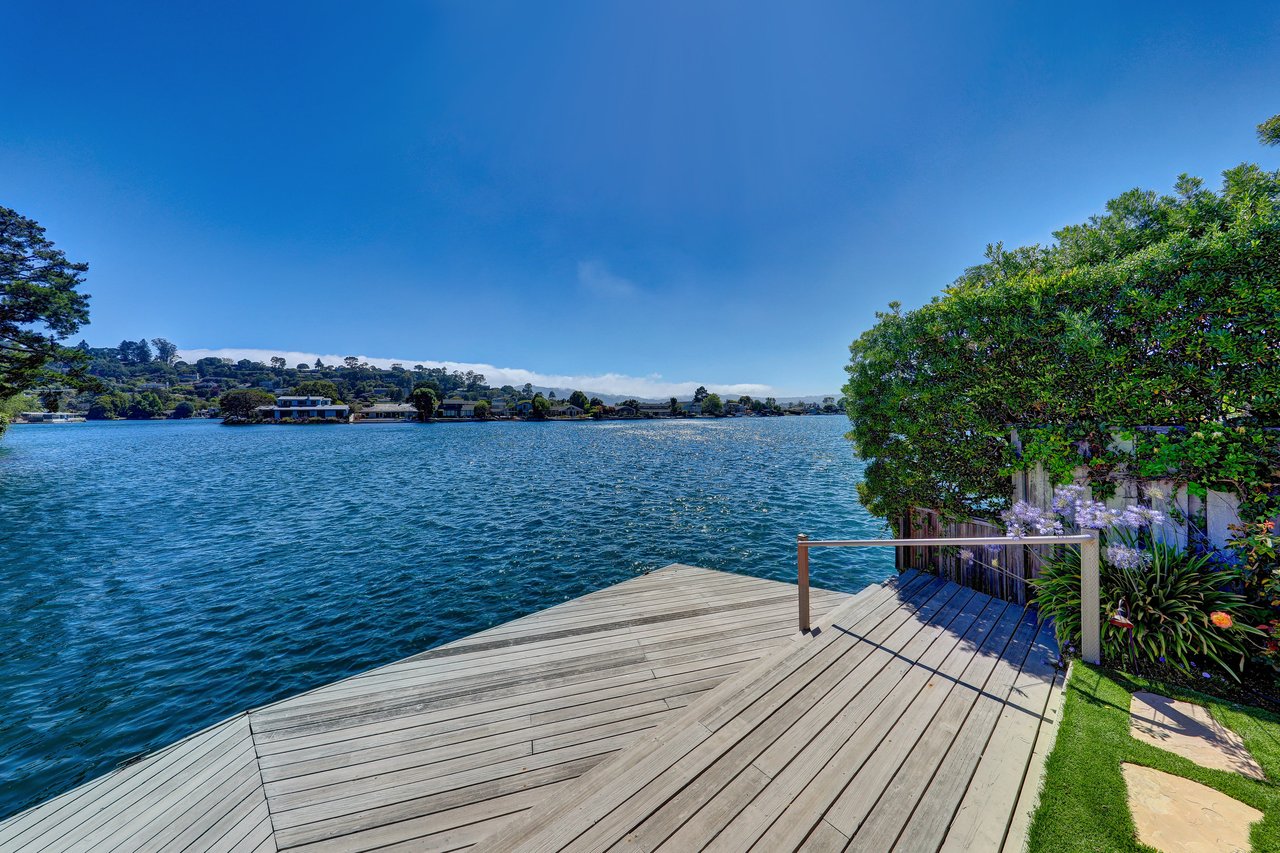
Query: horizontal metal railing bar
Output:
[[798, 535, 1092, 548]]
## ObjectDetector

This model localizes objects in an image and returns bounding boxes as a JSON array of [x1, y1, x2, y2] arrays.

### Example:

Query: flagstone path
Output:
[[1122, 763, 1260, 853], [1124, 691, 1266, 853], [1130, 691, 1264, 780]]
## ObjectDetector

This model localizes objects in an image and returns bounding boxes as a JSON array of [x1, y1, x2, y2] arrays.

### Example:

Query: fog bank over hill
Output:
[[179, 347, 833, 401]]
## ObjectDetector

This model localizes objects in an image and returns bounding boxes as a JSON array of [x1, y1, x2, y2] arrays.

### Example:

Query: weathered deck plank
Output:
[[0, 714, 276, 853], [256, 566, 850, 851], [2, 563, 1061, 853], [0, 565, 850, 853], [476, 572, 1062, 853]]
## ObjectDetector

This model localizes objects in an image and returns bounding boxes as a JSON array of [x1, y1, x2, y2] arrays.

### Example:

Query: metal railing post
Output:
[[1080, 530, 1101, 665], [797, 534, 810, 633]]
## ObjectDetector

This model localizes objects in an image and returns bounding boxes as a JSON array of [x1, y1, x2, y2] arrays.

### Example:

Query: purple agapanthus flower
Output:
[[1005, 485, 1166, 549], [1118, 505, 1165, 529], [1051, 484, 1088, 514], [1002, 501, 1064, 538], [1073, 499, 1122, 530], [1106, 544, 1152, 571]]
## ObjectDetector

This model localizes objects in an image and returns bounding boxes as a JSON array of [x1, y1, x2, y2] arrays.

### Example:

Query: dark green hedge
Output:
[[843, 165, 1280, 522]]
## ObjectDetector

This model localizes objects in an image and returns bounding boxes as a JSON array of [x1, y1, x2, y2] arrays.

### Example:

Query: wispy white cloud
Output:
[[178, 348, 775, 399], [577, 260, 638, 298]]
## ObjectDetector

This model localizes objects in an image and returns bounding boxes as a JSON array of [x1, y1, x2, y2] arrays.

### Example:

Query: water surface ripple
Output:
[[0, 416, 890, 818]]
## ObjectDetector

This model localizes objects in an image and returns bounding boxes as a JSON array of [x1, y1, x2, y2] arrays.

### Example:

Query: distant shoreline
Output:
[[13, 411, 847, 426]]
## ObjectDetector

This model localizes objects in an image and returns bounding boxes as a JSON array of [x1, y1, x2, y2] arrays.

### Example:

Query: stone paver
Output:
[[1122, 763, 1261, 853], [1130, 691, 1265, 780]]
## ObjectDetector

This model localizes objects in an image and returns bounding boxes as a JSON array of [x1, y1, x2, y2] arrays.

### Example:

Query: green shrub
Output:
[[1034, 538, 1260, 677], [1228, 519, 1280, 672], [843, 162, 1280, 523]]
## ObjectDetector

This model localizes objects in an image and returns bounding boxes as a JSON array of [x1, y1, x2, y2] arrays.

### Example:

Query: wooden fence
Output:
[[898, 510, 1044, 605], [899, 443, 1249, 605]]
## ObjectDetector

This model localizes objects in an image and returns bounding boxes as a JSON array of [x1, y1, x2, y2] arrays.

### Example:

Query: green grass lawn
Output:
[[1028, 664, 1280, 853]]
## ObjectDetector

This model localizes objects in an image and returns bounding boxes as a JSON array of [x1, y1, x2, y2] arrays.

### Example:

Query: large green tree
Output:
[[844, 162, 1280, 522], [701, 393, 723, 416], [0, 206, 92, 401], [568, 390, 590, 409], [219, 388, 275, 419], [149, 337, 177, 364], [293, 379, 342, 401], [87, 392, 129, 420], [127, 392, 167, 420], [0, 393, 37, 423], [409, 384, 438, 421]]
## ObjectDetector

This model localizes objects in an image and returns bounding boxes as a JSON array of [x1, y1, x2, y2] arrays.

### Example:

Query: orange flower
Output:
[[1209, 611, 1233, 629]]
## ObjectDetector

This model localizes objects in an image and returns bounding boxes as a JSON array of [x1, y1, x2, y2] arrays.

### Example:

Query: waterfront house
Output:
[[436, 398, 474, 418], [637, 402, 673, 417], [18, 411, 87, 423], [254, 395, 350, 421], [614, 404, 637, 416], [550, 403, 584, 418], [356, 402, 417, 422]]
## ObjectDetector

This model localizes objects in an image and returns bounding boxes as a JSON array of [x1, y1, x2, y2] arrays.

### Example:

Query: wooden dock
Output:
[[0, 564, 1063, 852]]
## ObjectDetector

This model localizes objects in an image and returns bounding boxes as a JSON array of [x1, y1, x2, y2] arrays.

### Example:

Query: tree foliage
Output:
[[701, 393, 723, 415], [0, 206, 92, 399], [292, 379, 342, 401], [127, 392, 166, 420], [844, 164, 1280, 522], [87, 391, 129, 420], [409, 384, 437, 421], [1259, 113, 1280, 146], [150, 337, 178, 365], [219, 388, 275, 419], [568, 390, 590, 409]]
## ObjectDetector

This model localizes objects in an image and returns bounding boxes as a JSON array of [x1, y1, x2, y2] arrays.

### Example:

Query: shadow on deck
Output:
[[0, 566, 1062, 852]]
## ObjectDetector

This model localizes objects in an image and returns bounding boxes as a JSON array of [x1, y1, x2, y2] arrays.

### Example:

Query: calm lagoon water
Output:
[[0, 415, 890, 818]]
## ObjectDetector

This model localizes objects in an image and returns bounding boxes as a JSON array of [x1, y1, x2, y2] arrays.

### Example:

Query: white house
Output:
[[255, 395, 350, 421], [357, 402, 417, 422], [19, 411, 86, 423]]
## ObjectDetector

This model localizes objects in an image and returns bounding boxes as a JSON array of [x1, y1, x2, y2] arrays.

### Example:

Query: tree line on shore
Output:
[[0, 202, 841, 435], [8, 332, 841, 424]]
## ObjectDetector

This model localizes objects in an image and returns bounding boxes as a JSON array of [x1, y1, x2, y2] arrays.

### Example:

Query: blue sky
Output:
[[3, 1, 1278, 397]]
